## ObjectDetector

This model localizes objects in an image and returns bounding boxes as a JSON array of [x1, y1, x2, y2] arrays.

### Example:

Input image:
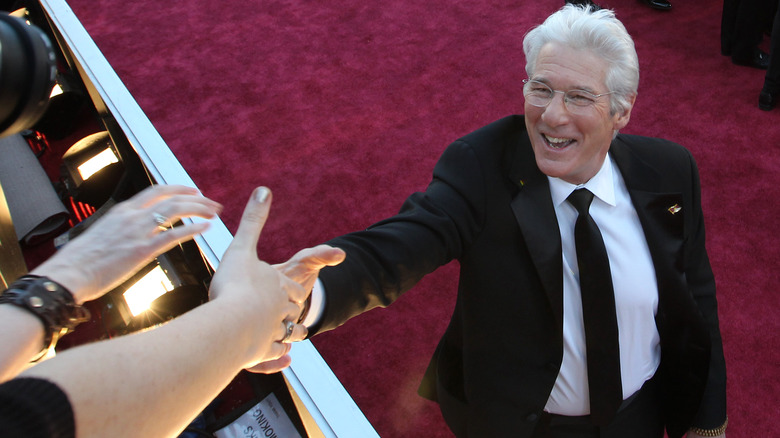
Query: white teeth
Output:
[[543, 134, 573, 148], [545, 135, 570, 143]]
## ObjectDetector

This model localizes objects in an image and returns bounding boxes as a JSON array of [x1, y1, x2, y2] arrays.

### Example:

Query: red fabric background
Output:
[[62, 0, 779, 436]]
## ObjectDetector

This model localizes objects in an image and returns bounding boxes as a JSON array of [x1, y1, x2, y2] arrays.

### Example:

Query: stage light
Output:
[[61, 131, 124, 207], [99, 244, 212, 336], [77, 147, 119, 180], [123, 264, 174, 316]]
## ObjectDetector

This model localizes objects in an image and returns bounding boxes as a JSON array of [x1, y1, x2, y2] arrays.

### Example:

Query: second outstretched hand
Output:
[[30, 184, 223, 304]]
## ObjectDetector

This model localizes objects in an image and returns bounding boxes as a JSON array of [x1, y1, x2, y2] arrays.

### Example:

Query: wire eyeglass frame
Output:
[[522, 79, 615, 114]]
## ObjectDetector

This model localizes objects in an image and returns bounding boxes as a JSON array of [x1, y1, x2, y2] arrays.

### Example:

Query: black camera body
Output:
[[0, 13, 56, 138]]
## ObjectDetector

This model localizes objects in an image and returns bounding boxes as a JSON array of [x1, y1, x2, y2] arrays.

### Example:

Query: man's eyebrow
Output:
[[575, 85, 600, 94]]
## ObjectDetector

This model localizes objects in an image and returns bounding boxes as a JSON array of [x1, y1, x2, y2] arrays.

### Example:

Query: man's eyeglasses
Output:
[[522, 79, 614, 114]]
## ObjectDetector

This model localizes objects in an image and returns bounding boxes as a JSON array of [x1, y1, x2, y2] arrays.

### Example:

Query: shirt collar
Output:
[[548, 154, 617, 208]]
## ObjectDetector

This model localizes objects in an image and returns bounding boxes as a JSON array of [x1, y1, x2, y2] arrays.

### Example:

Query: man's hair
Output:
[[523, 4, 639, 115]]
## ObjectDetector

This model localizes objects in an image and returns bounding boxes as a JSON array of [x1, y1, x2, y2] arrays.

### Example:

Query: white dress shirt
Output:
[[544, 155, 661, 416]]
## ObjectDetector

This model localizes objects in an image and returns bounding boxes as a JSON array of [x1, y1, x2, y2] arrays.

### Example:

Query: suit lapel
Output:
[[610, 140, 685, 259], [507, 134, 564, 328]]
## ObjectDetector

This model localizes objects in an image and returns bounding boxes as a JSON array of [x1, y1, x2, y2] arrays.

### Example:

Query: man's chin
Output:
[[535, 159, 568, 180]]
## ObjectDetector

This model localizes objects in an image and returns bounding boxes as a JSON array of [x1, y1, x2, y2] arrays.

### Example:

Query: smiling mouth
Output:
[[543, 134, 575, 149]]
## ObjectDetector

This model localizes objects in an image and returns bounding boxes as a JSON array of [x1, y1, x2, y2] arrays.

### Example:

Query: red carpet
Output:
[[62, 0, 779, 435]]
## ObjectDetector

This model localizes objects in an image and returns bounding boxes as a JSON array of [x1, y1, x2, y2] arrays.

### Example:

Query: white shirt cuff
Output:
[[300, 278, 326, 328]]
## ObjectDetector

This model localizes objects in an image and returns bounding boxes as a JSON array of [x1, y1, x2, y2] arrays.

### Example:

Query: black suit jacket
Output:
[[313, 115, 726, 437]]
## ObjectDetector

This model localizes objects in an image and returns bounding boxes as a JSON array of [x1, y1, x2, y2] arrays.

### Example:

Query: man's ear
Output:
[[613, 93, 637, 131]]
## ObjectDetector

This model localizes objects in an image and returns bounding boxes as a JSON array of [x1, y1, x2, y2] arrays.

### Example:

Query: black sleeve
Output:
[[684, 148, 727, 429], [312, 139, 487, 334], [0, 377, 75, 438]]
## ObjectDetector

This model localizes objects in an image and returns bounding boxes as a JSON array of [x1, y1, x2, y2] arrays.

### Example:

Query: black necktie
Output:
[[567, 188, 622, 426]]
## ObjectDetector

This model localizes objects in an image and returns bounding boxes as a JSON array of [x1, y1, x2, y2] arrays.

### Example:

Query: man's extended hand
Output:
[[274, 245, 346, 295]]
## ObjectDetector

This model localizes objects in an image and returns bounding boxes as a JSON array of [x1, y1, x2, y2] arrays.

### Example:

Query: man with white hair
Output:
[[286, 5, 727, 437]]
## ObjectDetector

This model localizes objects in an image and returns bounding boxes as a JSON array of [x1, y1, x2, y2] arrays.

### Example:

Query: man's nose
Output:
[[541, 91, 571, 125]]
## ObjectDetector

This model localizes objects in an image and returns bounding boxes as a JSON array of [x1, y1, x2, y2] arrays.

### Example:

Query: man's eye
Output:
[[530, 86, 552, 95], [567, 92, 596, 105]]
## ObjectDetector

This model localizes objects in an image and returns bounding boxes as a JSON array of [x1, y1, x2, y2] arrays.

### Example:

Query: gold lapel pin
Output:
[[668, 204, 682, 215]]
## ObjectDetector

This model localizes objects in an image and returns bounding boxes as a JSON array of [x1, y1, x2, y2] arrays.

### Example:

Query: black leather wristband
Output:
[[0, 275, 90, 361]]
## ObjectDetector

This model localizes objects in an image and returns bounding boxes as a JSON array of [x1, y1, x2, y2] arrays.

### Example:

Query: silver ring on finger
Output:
[[152, 212, 170, 231], [280, 320, 295, 344]]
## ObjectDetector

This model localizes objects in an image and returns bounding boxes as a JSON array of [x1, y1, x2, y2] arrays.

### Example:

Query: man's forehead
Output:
[[531, 44, 609, 92]]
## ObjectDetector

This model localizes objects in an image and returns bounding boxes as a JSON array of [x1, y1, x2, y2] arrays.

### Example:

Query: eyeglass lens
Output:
[[523, 80, 604, 114]]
